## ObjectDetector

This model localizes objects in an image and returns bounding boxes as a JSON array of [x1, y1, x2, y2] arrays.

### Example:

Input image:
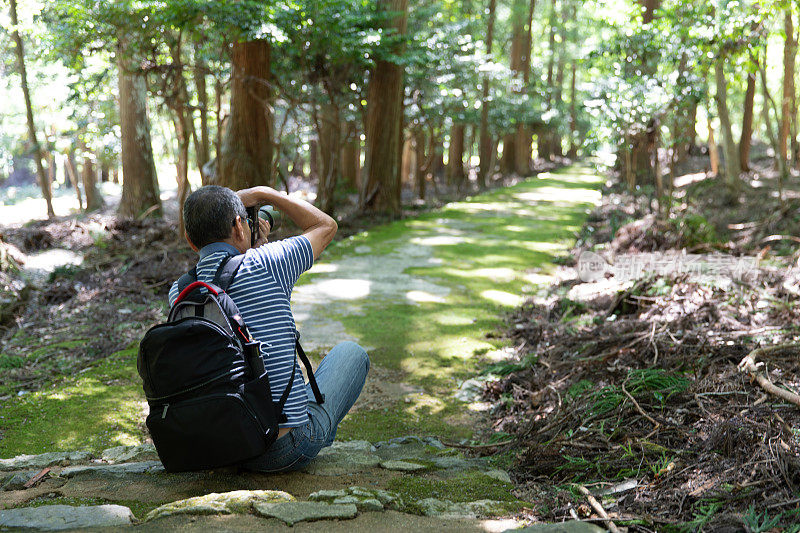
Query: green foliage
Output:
[[742, 505, 782, 533], [0, 354, 25, 369], [668, 214, 718, 248], [585, 368, 689, 415]]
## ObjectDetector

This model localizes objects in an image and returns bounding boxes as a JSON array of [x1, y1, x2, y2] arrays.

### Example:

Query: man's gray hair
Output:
[[184, 185, 247, 249]]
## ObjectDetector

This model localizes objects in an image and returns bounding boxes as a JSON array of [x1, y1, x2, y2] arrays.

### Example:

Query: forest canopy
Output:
[[0, 0, 796, 220]]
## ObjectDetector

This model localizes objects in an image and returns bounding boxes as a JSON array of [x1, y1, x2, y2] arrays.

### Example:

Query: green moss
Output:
[[25, 339, 89, 361], [337, 399, 474, 442], [0, 346, 145, 457], [22, 495, 157, 521], [1, 165, 602, 454], [388, 471, 524, 514]]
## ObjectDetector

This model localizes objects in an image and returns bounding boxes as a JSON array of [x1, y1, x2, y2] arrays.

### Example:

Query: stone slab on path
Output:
[[100, 444, 158, 464], [61, 461, 164, 478], [145, 489, 294, 521], [0, 451, 92, 472], [301, 440, 381, 476], [254, 501, 358, 526], [0, 504, 134, 530], [118, 509, 493, 532]]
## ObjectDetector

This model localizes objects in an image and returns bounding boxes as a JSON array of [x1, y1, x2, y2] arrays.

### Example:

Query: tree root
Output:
[[738, 344, 800, 408]]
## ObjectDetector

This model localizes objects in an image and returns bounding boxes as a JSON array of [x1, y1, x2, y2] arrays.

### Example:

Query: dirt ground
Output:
[[484, 151, 800, 530]]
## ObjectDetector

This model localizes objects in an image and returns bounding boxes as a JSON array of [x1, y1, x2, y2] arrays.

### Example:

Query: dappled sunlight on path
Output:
[[291, 164, 603, 442]]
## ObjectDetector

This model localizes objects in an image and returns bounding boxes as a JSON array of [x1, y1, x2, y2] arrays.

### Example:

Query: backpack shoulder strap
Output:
[[212, 254, 245, 292], [176, 267, 198, 293]]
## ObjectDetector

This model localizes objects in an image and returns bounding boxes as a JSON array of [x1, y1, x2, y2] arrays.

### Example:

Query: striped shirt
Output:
[[168, 237, 314, 428]]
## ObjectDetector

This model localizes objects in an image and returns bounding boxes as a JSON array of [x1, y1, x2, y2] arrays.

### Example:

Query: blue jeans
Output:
[[241, 341, 370, 473]]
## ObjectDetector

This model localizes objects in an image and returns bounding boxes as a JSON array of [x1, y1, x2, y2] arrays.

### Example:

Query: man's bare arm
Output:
[[237, 186, 337, 259]]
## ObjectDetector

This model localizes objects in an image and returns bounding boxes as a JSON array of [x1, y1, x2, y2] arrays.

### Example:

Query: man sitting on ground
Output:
[[168, 184, 370, 472]]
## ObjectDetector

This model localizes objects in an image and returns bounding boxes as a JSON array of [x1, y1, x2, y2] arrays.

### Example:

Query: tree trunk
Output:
[[447, 123, 466, 187], [316, 102, 341, 214], [361, 0, 408, 214], [707, 116, 719, 177], [780, 8, 796, 165], [9, 0, 54, 218], [713, 57, 740, 189], [168, 43, 193, 236], [117, 39, 161, 218], [171, 110, 191, 236], [64, 150, 83, 210], [514, 0, 536, 174], [739, 63, 757, 173], [220, 40, 273, 190], [567, 62, 578, 157], [194, 55, 210, 174], [415, 128, 426, 200], [214, 77, 224, 184], [478, 0, 498, 188], [552, 30, 565, 158], [309, 139, 320, 180], [47, 151, 56, 185], [341, 121, 361, 189], [100, 162, 109, 182], [401, 135, 414, 187], [501, 135, 516, 174], [502, 0, 525, 175], [81, 145, 104, 211], [540, 0, 557, 161], [640, 0, 660, 24], [758, 48, 788, 204]]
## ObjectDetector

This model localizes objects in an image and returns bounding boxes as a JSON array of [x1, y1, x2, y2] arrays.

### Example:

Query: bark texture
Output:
[[739, 65, 757, 173], [341, 121, 361, 189], [316, 103, 341, 214], [117, 41, 161, 218], [713, 57, 741, 188], [81, 146, 104, 212], [780, 9, 796, 164], [447, 123, 466, 187], [360, 0, 409, 214], [220, 40, 273, 190], [9, 0, 54, 218], [478, 0, 498, 187]]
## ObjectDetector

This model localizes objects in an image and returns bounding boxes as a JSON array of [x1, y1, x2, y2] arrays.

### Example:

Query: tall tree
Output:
[[478, 0, 498, 188], [780, 7, 796, 165], [739, 60, 757, 173], [713, 55, 740, 190], [117, 38, 162, 218], [360, 0, 409, 214], [447, 124, 467, 187], [193, 47, 211, 177], [9, 0, 54, 218], [515, 0, 536, 173], [220, 40, 273, 190], [501, 0, 527, 174], [81, 144, 104, 212]]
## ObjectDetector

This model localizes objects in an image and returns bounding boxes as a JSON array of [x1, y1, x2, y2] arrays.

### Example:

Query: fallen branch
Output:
[[621, 378, 660, 429], [23, 467, 51, 488], [738, 344, 800, 408], [574, 484, 621, 533]]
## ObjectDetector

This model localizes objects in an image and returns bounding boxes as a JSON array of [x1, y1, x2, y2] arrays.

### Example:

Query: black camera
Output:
[[246, 206, 281, 247]]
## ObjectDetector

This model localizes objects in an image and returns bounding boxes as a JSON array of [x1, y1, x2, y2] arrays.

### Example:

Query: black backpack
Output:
[[137, 254, 324, 472]]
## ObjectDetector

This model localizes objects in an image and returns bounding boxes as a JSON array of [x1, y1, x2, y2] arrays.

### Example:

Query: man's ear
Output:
[[185, 233, 199, 252], [233, 215, 247, 242]]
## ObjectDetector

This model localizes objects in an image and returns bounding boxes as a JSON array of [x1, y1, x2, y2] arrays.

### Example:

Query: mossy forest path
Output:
[[298, 165, 602, 443], [0, 165, 602, 531]]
